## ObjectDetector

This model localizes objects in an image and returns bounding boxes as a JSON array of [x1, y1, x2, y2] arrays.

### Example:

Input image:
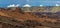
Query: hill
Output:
[[0, 7, 59, 28]]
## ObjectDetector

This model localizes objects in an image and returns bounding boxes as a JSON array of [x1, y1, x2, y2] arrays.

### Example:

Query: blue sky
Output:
[[0, 0, 60, 7]]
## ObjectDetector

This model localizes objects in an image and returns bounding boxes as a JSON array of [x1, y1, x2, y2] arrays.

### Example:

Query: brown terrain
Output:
[[0, 7, 57, 22], [0, 7, 59, 28]]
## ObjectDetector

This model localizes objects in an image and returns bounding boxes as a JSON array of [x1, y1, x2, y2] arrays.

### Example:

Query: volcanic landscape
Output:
[[0, 6, 60, 28]]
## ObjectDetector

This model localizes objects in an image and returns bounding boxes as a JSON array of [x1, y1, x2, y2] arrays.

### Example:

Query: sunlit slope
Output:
[[51, 6, 60, 13]]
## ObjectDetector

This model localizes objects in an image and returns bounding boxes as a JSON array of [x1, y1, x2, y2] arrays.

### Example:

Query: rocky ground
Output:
[[0, 16, 60, 28], [0, 7, 60, 28]]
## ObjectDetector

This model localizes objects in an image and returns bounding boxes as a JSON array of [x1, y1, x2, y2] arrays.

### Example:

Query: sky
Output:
[[0, 0, 60, 7]]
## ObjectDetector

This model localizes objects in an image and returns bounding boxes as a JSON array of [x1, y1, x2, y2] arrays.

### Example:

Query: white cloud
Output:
[[16, 4, 20, 7], [7, 4, 20, 7], [40, 5, 43, 6], [56, 4, 60, 6], [23, 4, 31, 7]]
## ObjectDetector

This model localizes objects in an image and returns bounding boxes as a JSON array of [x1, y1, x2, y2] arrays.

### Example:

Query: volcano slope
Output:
[[0, 7, 59, 28]]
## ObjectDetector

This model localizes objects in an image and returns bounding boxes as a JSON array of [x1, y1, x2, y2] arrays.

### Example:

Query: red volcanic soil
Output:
[[0, 7, 57, 23]]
